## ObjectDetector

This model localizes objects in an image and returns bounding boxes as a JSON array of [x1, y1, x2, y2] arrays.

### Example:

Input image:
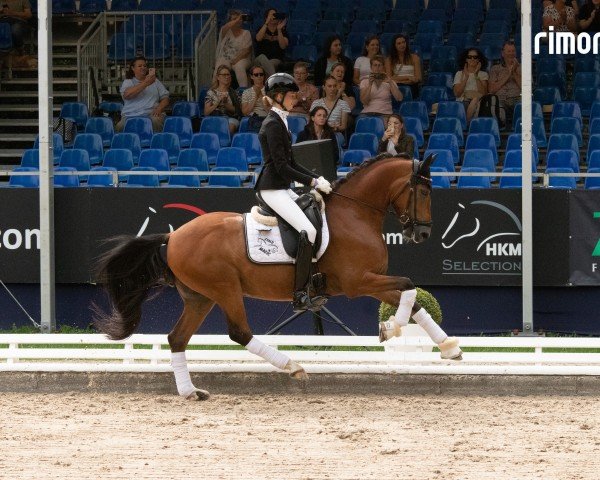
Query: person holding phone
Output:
[[0, 0, 32, 55], [254, 8, 289, 77], [579, 0, 600, 33], [377, 113, 414, 158], [116, 56, 170, 133], [453, 48, 489, 122], [359, 55, 403, 124], [214, 9, 253, 87]]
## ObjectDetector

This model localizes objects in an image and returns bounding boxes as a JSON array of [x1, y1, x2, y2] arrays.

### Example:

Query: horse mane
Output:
[[332, 152, 412, 191]]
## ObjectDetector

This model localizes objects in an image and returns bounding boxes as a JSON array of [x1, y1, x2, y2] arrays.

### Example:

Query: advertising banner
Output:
[[569, 191, 600, 285]]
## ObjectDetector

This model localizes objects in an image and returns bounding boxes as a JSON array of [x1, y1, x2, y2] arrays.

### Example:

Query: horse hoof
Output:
[[290, 369, 309, 381], [439, 337, 463, 360], [186, 389, 210, 401]]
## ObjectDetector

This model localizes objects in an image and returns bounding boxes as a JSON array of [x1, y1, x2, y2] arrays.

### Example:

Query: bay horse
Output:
[[94, 153, 462, 400]]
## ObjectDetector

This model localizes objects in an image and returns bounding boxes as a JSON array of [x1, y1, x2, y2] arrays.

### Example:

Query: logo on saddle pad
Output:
[[441, 201, 522, 276], [255, 237, 279, 256]]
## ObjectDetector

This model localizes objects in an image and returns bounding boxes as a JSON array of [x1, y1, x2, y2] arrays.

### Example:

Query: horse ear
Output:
[[419, 153, 436, 174]]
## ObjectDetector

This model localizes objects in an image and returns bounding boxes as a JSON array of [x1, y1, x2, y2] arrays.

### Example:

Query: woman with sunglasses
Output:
[[255, 73, 332, 312], [453, 48, 489, 122], [241, 65, 269, 132], [205, 64, 243, 135]]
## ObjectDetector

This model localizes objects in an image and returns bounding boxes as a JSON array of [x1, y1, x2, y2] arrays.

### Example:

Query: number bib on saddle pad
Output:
[[243, 212, 330, 264]]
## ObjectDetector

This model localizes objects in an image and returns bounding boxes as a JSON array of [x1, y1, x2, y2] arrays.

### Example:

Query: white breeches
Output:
[[260, 189, 317, 243]]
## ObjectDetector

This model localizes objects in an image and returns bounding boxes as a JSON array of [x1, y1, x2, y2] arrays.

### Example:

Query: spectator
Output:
[[353, 35, 381, 85], [488, 41, 521, 126], [1, 0, 32, 55], [296, 105, 340, 166], [453, 48, 488, 122], [241, 64, 269, 132], [579, 0, 600, 33], [543, 0, 578, 33], [205, 64, 243, 135], [359, 55, 403, 124], [385, 34, 422, 99], [309, 75, 352, 134], [214, 10, 253, 88], [313, 35, 354, 87], [377, 113, 415, 157], [289, 61, 319, 119], [331, 61, 357, 111], [116, 56, 170, 133], [254, 8, 289, 77]]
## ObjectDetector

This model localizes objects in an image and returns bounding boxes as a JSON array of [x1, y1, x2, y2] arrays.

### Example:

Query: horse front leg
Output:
[[411, 301, 462, 360]]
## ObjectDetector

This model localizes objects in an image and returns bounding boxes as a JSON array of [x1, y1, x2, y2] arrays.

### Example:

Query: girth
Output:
[[255, 192, 323, 258]]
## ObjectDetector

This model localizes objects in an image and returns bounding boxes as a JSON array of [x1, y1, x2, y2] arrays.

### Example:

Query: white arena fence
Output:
[[2, 334, 600, 376]]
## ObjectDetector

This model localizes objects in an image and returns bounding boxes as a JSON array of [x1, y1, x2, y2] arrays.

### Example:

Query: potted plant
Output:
[[378, 288, 442, 352]]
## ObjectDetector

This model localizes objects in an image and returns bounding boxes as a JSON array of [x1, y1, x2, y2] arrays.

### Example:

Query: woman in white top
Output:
[[353, 35, 381, 85], [453, 48, 489, 122], [214, 10, 253, 87], [309, 75, 352, 134], [385, 34, 422, 99]]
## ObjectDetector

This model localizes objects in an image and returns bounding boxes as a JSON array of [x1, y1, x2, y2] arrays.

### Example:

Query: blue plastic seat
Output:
[[547, 167, 577, 189], [546, 149, 580, 173], [584, 168, 600, 190], [350, 20, 378, 34], [537, 72, 567, 99], [432, 118, 464, 147], [547, 133, 580, 164], [0, 23, 13, 52], [60, 102, 89, 130], [430, 166, 451, 188], [291, 45, 318, 64], [514, 117, 547, 148], [412, 33, 443, 61], [103, 148, 134, 182], [419, 86, 448, 113], [126, 166, 160, 187], [108, 33, 136, 63], [589, 118, 600, 136], [436, 101, 467, 130], [587, 135, 600, 165], [139, 149, 170, 181], [111, 132, 141, 164], [124, 117, 154, 147], [550, 117, 583, 147], [54, 166, 80, 188], [85, 117, 114, 148], [574, 57, 600, 74], [215, 147, 249, 182], [446, 33, 475, 54], [355, 117, 385, 138], [150, 132, 181, 164], [424, 72, 454, 101], [462, 149, 495, 177], [574, 72, 600, 90], [457, 167, 491, 188], [348, 133, 379, 156], [190, 132, 220, 165], [574, 87, 600, 116], [417, 20, 444, 35], [404, 117, 424, 148], [468, 118, 501, 147], [399, 101, 429, 131], [9, 167, 39, 188], [503, 150, 538, 179], [499, 167, 523, 189], [533, 87, 562, 107], [425, 149, 455, 181], [168, 166, 201, 188], [512, 102, 543, 131], [231, 133, 262, 166], [200, 117, 231, 148], [421, 7, 449, 23], [482, 19, 509, 36], [449, 19, 478, 35], [178, 149, 209, 182], [208, 166, 242, 187], [465, 133, 498, 165], [88, 166, 117, 187], [73, 133, 104, 166], [163, 116, 193, 148], [20, 149, 40, 168], [34, 133, 63, 165], [287, 116, 308, 136], [342, 149, 371, 166], [59, 149, 91, 180], [172, 102, 201, 119], [551, 102, 583, 129], [427, 133, 460, 164], [478, 33, 506, 61]]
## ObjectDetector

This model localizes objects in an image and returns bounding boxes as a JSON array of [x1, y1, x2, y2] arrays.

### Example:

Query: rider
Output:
[[255, 72, 333, 311]]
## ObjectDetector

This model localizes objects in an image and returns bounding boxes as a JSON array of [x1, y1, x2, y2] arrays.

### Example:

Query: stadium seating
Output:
[[73, 133, 104, 166], [163, 116, 193, 148], [462, 149, 496, 181], [584, 168, 600, 190], [341, 150, 371, 167], [126, 166, 160, 187], [60, 102, 89, 130], [436, 101, 466, 130], [468, 118, 501, 147], [88, 166, 117, 187], [215, 147, 250, 182], [514, 118, 547, 148], [53, 166, 80, 188], [355, 117, 386, 139], [427, 133, 460, 164], [20, 149, 40, 169], [499, 168, 523, 189], [150, 132, 181, 164], [430, 166, 450, 188], [124, 117, 154, 147], [178, 149, 209, 182], [172, 101, 201, 119], [551, 102, 583, 129], [103, 148, 134, 182], [208, 166, 243, 187], [200, 116, 231, 148], [9, 167, 39, 188], [425, 148, 455, 181], [34, 133, 63, 165], [432, 118, 464, 147], [191, 133, 220, 165], [587, 136, 600, 165], [348, 133, 379, 156], [546, 150, 580, 173], [231, 133, 263, 166], [139, 149, 170, 181], [457, 167, 491, 188], [465, 133, 498, 165], [547, 134, 580, 164], [546, 167, 577, 189], [399, 101, 429, 131], [168, 166, 202, 188], [111, 133, 141, 164], [550, 117, 583, 147], [85, 117, 114, 148], [59, 149, 91, 178]]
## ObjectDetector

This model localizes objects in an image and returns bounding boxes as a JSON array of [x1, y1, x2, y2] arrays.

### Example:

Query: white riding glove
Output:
[[314, 176, 332, 194]]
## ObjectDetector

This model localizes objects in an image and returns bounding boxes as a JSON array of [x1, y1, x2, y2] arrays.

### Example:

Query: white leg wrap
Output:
[[246, 337, 291, 370], [412, 308, 447, 344], [171, 352, 197, 398], [392, 289, 417, 327]]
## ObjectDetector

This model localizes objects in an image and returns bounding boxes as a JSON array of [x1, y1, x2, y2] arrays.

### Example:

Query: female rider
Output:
[[254, 73, 332, 311]]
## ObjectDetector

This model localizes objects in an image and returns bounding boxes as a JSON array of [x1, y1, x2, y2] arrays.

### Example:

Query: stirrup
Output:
[[378, 319, 402, 342], [292, 290, 328, 313]]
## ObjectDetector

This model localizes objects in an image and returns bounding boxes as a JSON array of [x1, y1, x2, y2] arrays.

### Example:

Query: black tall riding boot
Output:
[[292, 231, 328, 312]]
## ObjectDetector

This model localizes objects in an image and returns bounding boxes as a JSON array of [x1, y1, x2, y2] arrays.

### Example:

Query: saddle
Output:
[[255, 192, 323, 258]]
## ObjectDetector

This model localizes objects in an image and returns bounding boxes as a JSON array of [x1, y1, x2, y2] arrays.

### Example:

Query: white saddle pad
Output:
[[244, 213, 330, 264]]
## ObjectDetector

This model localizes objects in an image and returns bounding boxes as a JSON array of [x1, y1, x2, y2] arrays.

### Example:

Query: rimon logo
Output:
[[0, 228, 40, 250]]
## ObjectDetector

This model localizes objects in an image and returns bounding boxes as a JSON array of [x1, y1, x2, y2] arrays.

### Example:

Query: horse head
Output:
[[396, 153, 434, 244]]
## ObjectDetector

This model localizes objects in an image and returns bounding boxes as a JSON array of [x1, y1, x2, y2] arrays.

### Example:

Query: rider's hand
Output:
[[314, 176, 332, 194]]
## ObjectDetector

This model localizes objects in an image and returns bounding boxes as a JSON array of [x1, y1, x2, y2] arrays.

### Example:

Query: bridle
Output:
[[330, 159, 433, 229]]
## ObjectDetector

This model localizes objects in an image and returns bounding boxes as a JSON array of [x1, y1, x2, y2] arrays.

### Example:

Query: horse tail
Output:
[[94, 234, 170, 340]]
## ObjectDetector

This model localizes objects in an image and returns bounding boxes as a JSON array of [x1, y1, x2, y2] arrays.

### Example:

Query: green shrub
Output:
[[378, 288, 443, 325]]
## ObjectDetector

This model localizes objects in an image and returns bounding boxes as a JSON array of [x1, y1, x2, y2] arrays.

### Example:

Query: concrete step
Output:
[[0, 91, 77, 99]]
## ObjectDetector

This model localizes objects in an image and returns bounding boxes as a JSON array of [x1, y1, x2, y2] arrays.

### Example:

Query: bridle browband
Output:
[[329, 159, 433, 228]]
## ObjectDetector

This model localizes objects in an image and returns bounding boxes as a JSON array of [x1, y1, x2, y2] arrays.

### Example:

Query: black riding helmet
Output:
[[265, 73, 299, 103]]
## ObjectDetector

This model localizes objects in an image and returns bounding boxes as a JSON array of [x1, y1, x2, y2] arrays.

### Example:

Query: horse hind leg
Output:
[[219, 293, 308, 380], [168, 281, 216, 401], [411, 302, 463, 361]]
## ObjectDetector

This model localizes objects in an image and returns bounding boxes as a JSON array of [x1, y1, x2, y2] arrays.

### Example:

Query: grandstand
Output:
[[1, 0, 599, 189]]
